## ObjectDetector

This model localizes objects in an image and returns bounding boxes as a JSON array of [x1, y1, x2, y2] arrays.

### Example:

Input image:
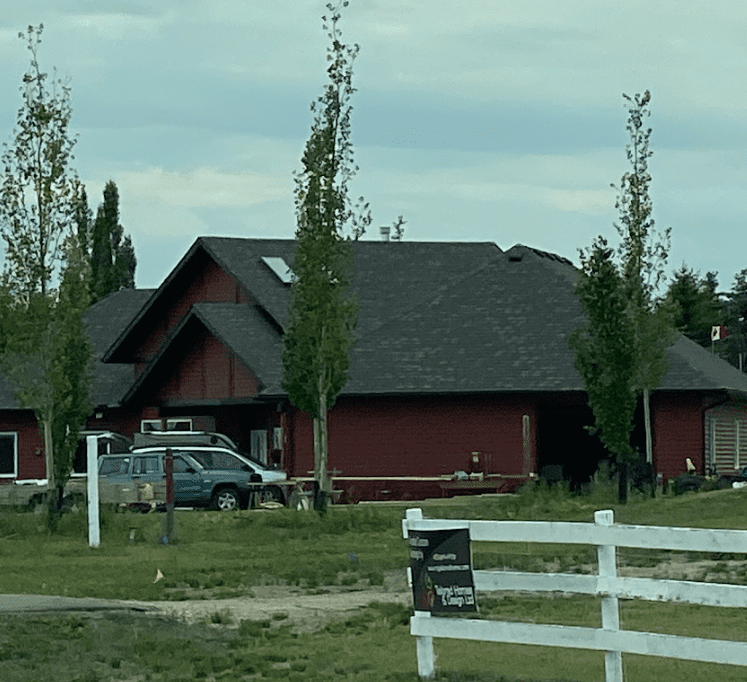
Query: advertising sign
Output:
[[408, 527, 477, 613]]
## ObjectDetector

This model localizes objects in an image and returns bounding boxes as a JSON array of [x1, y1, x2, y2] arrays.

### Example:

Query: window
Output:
[[166, 418, 192, 431], [188, 451, 244, 470], [99, 457, 131, 477], [250, 430, 268, 465], [0, 433, 17, 477], [133, 456, 160, 475], [173, 456, 193, 473]]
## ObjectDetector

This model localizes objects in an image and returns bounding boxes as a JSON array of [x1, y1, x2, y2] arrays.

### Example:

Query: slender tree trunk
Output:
[[618, 457, 628, 504], [643, 388, 657, 497], [313, 373, 330, 511], [43, 417, 54, 490], [643, 388, 653, 464]]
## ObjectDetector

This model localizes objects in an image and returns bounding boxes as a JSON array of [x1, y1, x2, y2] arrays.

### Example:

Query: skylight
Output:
[[261, 256, 296, 284]]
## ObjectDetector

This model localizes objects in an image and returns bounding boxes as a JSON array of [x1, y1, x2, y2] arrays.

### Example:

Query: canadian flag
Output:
[[711, 325, 728, 341]]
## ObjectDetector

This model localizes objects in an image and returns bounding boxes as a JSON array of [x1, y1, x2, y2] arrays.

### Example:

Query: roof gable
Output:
[[104, 240, 254, 363], [122, 304, 273, 404], [98, 236, 747, 404]]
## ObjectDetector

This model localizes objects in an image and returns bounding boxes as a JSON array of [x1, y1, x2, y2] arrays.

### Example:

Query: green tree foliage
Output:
[[0, 25, 79, 301], [49, 240, 93, 512], [0, 25, 93, 521], [613, 91, 673, 397], [282, 1, 369, 510], [90, 180, 136, 302], [665, 264, 723, 349], [572, 91, 673, 501], [721, 269, 747, 370], [73, 184, 93, 258], [570, 238, 637, 465]]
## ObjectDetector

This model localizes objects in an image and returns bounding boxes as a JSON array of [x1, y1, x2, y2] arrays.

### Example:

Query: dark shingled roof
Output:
[[122, 302, 285, 402], [102, 237, 747, 403], [86, 288, 155, 406], [0, 288, 154, 410]]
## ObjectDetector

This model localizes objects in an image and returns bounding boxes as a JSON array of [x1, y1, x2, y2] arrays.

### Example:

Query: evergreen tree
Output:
[[90, 180, 136, 302], [282, 1, 369, 511], [665, 264, 723, 349]]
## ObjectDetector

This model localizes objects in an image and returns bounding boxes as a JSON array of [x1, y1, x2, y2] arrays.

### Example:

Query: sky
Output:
[[0, 0, 745, 292]]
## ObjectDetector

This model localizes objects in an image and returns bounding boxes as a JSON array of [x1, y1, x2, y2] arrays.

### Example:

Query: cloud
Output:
[[547, 188, 615, 214], [63, 11, 166, 40], [117, 166, 288, 208]]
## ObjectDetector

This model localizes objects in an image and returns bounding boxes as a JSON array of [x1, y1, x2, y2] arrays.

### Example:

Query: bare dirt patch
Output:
[[145, 569, 412, 632]]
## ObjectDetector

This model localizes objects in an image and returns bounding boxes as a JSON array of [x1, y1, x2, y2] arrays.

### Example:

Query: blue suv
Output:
[[98, 448, 286, 510]]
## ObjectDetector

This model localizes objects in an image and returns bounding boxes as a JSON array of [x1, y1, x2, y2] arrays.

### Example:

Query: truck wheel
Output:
[[212, 487, 240, 511]]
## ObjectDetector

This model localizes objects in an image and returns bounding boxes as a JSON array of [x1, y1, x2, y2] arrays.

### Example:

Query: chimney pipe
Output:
[[380, 225, 391, 242]]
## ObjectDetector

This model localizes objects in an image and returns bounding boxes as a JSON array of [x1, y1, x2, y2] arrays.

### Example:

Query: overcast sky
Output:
[[1, 1, 745, 291]]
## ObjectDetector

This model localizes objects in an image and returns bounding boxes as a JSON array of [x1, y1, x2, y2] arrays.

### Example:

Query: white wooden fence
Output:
[[402, 507, 747, 681]]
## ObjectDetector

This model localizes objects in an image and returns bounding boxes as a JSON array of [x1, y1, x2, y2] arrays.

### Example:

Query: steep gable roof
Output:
[[122, 302, 284, 403], [87, 288, 156, 406], [0, 287, 154, 410], [100, 236, 747, 403]]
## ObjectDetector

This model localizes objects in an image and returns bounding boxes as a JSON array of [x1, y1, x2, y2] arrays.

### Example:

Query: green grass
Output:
[[2, 487, 747, 680]]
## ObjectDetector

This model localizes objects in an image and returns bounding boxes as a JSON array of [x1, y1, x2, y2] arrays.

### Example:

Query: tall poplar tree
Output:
[[0, 25, 93, 520], [613, 91, 673, 471], [90, 180, 136, 302], [571, 91, 673, 501], [0, 24, 79, 301], [282, 1, 369, 511]]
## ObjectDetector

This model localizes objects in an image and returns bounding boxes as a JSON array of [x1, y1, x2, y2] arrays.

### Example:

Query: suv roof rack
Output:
[[132, 431, 239, 451]]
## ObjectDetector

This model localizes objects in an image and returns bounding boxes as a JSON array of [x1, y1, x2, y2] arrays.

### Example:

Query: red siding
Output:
[[136, 257, 254, 362], [154, 329, 259, 402], [652, 392, 704, 480], [287, 395, 537, 481], [0, 411, 46, 480]]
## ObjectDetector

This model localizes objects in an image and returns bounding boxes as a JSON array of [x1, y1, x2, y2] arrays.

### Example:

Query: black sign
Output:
[[408, 527, 477, 613]]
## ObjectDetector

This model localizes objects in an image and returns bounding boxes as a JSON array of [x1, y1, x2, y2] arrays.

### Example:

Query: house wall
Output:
[[85, 405, 160, 440], [652, 392, 704, 480], [0, 411, 45, 481], [704, 402, 747, 475], [136, 258, 254, 366], [287, 394, 537, 500], [154, 328, 260, 402]]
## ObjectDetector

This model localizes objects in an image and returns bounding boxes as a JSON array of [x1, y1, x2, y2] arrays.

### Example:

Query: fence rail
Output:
[[402, 508, 747, 681]]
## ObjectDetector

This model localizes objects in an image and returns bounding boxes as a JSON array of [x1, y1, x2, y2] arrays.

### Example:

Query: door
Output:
[[172, 454, 208, 505]]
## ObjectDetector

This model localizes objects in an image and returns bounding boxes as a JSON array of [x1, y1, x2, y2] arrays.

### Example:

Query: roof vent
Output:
[[508, 254, 523, 263], [261, 256, 295, 284]]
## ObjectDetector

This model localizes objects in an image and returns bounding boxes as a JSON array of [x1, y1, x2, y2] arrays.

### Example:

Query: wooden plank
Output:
[[410, 617, 747, 666], [473, 571, 747, 608], [404, 517, 747, 553]]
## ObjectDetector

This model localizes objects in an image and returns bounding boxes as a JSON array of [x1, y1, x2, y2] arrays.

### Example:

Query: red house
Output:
[[3, 236, 747, 500]]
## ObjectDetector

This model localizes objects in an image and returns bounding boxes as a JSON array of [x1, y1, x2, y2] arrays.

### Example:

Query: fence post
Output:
[[595, 509, 623, 682], [406, 508, 436, 679], [86, 435, 100, 548]]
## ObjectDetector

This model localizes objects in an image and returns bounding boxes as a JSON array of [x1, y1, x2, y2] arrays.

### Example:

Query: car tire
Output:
[[262, 485, 285, 505], [212, 487, 240, 511]]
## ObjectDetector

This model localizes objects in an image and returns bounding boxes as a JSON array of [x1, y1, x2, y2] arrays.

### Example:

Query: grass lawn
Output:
[[1, 484, 747, 680]]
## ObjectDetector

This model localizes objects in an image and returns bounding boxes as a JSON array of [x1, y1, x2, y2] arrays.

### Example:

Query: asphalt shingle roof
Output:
[[103, 237, 747, 402], [87, 288, 155, 406]]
